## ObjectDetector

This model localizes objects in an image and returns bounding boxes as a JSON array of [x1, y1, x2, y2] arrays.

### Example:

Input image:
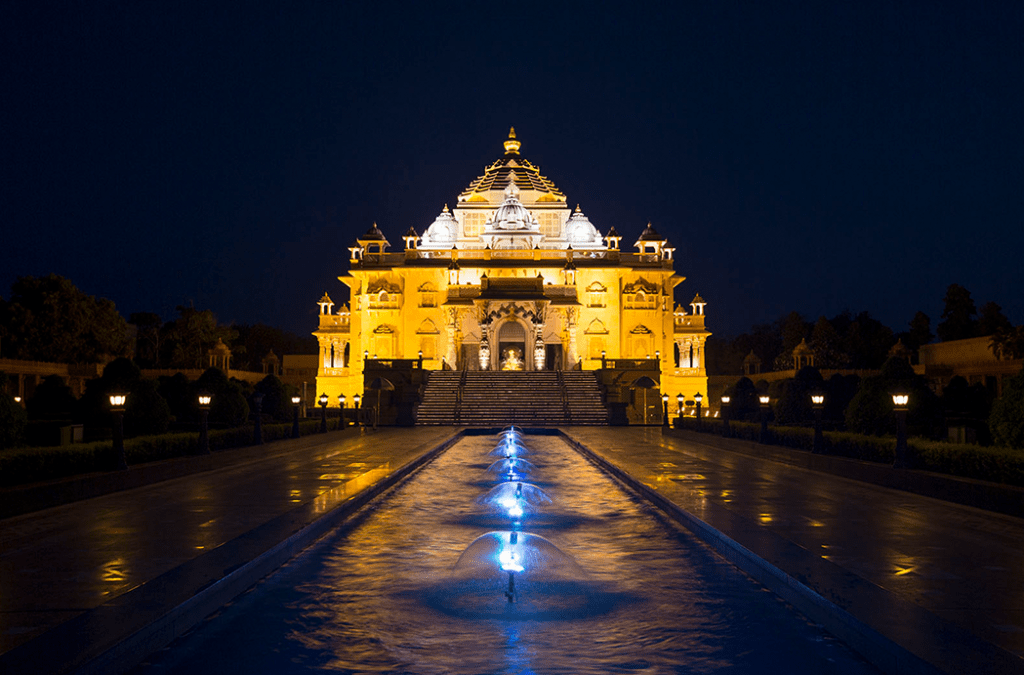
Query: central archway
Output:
[[497, 320, 528, 370]]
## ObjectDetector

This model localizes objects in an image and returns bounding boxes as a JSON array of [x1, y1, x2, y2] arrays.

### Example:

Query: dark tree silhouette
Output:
[[937, 284, 977, 342]]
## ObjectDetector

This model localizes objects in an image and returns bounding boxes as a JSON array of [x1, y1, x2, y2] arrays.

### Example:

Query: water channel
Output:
[[134, 432, 879, 674]]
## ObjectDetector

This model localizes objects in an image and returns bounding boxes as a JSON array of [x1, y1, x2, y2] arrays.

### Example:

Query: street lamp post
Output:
[[892, 391, 910, 469], [661, 393, 669, 427], [109, 394, 128, 470], [811, 393, 825, 454], [353, 393, 361, 427], [338, 394, 346, 429], [318, 393, 329, 433], [694, 392, 703, 430], [758, 395, 771, 444], [601, 349, 606, 368], [291, 395, 301, 439], [197, 392, 212, 454], [252, 392, 264, 445], [676, 393, 684, 424], [720, 395, 731, 437]]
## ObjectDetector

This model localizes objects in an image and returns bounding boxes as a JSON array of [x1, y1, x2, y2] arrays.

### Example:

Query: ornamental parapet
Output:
[[674, 315, 706, 330]]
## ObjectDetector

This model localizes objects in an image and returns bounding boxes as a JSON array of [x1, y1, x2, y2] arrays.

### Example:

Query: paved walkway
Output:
[[562, 427, 1024, 675], [0, 426, 458, 672]]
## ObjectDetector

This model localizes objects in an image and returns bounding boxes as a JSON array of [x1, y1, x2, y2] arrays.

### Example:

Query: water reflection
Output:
[[135, 434, 878, 675]]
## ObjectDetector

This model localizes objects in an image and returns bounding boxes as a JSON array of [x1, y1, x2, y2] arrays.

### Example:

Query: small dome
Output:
[[360, 222, 386, 241], [636, 221, 664, 241], [564, 204, 603, 248], [486, 175, 539, 231], [421, 205, 458, 247]]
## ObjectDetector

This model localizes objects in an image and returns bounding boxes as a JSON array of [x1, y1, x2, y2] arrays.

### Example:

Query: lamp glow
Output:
[[759, 395, 770, 405], [892, 393, 909, 407], [721, 395, 731, 404], [811, 394, 825, 406]]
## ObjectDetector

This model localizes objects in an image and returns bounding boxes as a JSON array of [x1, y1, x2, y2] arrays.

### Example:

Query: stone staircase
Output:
[[416, 370, 608, 426]]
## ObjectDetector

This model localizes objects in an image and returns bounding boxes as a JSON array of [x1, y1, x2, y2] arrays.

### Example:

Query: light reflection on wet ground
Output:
[[134, 434, 879, 674]]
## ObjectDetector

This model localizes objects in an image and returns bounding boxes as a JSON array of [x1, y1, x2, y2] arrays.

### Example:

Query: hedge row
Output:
[[675, 418, 1024, 487], [0, 418, 340, 487]]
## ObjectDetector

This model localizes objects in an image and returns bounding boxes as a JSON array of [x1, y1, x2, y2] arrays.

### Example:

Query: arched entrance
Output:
[[497, 320, 527, 370]]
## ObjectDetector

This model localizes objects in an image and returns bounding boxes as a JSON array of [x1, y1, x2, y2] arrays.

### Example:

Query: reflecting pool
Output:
[[134, 434, 878, 674]]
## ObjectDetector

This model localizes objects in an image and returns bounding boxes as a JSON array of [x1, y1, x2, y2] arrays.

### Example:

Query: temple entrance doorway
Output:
[[498, 320, 527, 371], [545, 344, 563, 370]]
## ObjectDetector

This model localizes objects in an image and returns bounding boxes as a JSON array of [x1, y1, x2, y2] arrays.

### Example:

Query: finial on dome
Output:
[[504, 126, 521, 155]]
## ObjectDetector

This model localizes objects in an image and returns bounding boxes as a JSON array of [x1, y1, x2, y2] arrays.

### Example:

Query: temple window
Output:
[[419, 337, 437, 359], [463, 212, 486, 237], [418, 282, 437, 307], [539, 213, 561, 238], [586, 282, 607, 308]]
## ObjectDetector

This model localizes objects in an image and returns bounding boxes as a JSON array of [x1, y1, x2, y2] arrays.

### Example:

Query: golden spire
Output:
[[504, 126, 521, 155]]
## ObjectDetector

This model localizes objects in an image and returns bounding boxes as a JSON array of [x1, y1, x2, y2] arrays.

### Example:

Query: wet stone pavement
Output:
[[0, 427, 455, 657], [563, 426, 1024, 672]]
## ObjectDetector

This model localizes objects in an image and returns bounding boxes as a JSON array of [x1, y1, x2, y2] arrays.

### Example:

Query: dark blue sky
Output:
[[2, 1, 1021, 340]]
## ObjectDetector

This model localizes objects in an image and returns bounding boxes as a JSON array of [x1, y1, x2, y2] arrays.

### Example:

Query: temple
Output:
[[314, 128, 710, 420]]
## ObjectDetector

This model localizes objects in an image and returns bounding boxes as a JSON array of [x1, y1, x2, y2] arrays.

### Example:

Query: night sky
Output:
[[2, 1, 1022, 340]]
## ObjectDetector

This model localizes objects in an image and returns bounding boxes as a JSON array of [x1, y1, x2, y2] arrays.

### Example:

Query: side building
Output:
[[314, 129, 711, 417]]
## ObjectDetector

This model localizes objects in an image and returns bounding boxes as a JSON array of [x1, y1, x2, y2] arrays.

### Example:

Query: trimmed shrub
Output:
[[673, 417, 1024, 486], [0, 418, 330, 486], [0, 389, 28, 449], [990, 367, 1024, 449], [125, 379, 172, 436], [26, 375, 77, 420]]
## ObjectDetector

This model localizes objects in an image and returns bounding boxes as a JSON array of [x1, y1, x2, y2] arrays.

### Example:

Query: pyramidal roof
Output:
[[458, 127, 566, 204]]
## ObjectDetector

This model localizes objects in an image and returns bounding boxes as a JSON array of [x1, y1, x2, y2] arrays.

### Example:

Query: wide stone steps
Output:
[[415, 371, 608, 426]]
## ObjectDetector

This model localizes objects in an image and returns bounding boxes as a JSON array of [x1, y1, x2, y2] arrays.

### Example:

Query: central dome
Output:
[[458, 128, 566, 205]]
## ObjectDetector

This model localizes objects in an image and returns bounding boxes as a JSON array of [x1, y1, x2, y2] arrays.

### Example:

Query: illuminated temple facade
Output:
[[314, 129, 710, 406]]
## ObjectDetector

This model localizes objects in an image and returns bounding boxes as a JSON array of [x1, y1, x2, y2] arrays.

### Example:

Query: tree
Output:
[[906, 311, 933, 350], [990, 366, 1024, 449], [991, 326, 1024, 360], [808, 316, 848, 369], [161, 306, 238, 370], [771, 312, 810, 371], [976, 301, 1012, 337], [0, 274, 130, 363], [841, 311, 893, 369], [130, 312, 164, 368], [0, 374, 27, 449], [937, 284, 977, 342], [232, 324, 317, 372]]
